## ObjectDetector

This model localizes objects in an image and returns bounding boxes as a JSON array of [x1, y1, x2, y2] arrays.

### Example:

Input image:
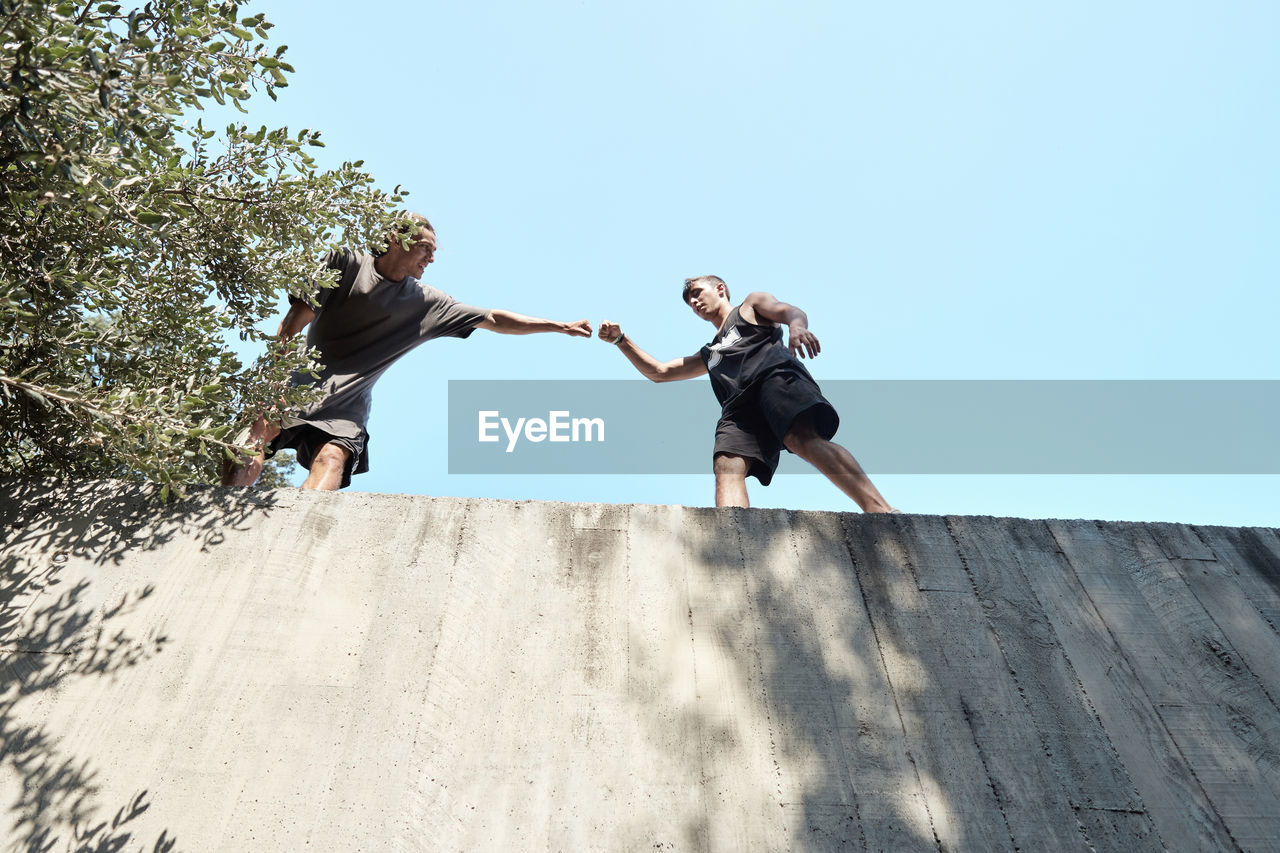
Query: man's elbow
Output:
[[279, 305, 316, 337]]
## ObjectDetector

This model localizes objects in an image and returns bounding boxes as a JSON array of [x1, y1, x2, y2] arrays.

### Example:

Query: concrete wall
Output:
[[1, 480, 1279, 852]]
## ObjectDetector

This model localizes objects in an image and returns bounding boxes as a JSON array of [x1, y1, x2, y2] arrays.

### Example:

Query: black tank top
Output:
[[699, 305, 809, 407]]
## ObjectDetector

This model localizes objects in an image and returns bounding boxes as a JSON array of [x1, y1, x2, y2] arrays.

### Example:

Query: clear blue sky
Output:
[[234, 1, 1278, 525]]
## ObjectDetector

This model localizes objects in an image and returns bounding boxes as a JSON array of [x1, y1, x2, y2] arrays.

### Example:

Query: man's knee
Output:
[[311, 442, 351, 473], [300, 442, 351, 491], [713, 452, 749, 479], [222, 416, 282, 486], [783, 418, 823, 457]]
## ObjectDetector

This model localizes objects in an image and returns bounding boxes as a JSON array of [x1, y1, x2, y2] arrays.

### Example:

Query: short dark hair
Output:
[[395, 212, 433, 236], [681, 275, 729, 304], [375, 212, 434, 256]]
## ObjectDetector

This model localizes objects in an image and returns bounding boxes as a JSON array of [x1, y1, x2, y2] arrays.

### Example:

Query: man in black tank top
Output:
[[597, 275, 898, 512]]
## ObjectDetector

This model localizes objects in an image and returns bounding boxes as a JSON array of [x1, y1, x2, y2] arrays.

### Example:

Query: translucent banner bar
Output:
[[447, 380, 1280, 474]]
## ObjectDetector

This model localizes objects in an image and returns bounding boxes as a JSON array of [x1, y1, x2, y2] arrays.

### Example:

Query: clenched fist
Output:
[[598, 320, 624, 344]]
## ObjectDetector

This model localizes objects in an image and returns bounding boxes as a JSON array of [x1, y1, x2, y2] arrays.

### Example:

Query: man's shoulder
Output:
[[292, 248, 375, 311], [325, 246, 374, 271], [735, 294, 776, 327]]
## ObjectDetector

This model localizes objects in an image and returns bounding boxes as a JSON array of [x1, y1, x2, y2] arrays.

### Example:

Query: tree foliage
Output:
[[1, 0, 406, 495]]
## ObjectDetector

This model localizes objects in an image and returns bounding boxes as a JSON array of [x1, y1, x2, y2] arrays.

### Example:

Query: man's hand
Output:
[[563, 319, 593, 337], [788, 322, 820, 359], [598, 320, 625, 344], [593, 321, 708, 382]]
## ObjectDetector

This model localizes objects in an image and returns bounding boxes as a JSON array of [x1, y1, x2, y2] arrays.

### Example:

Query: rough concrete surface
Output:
[[1, 480, 1279, 852]]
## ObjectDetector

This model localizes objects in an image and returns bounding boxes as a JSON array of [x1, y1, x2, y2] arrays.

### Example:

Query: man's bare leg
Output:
[[783, 417, 898, 513], [221, 416, 282, 487], [301, 442, 350, 491], [713, 452, 751, 508]]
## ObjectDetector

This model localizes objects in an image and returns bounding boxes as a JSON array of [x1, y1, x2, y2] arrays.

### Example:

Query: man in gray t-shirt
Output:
[[223, 214, 591, 490]]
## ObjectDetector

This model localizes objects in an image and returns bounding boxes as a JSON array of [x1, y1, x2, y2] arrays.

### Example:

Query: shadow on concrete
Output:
[[0, 479, 276, 852], [0, 478, 276, 569], [1205, 525, 1280, 603], [673, 506, 943, 852]]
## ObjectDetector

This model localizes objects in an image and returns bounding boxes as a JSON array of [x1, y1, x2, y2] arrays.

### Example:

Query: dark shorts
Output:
[[266, 423, 370, 489], [713, 367, 839, 486]]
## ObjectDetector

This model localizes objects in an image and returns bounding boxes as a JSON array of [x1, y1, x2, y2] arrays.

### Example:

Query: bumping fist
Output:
[[563, 319, 593, 337], [598, 321, 624, 344]]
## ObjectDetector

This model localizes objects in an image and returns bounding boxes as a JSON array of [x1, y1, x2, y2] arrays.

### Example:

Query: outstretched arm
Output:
[[477, 309, 591, 337], [743, 291, 820, 359], [597, 321, 707, 382]]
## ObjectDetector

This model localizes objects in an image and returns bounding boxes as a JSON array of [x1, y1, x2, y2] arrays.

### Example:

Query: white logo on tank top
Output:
[[706, 325, 741, 369]]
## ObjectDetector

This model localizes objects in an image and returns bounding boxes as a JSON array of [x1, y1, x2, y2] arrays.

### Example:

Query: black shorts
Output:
[[267, 423, 369, 489], [713, 368, 839, 486]]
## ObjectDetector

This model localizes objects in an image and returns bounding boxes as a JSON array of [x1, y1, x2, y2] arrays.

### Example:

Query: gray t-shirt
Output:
[[286, 249, 487, 436]]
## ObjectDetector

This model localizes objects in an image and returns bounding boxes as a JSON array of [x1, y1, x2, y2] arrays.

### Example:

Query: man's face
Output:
[[387, 226, 437, 277], [404, 229, 437, 276], [686, 282, 724, 321]]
